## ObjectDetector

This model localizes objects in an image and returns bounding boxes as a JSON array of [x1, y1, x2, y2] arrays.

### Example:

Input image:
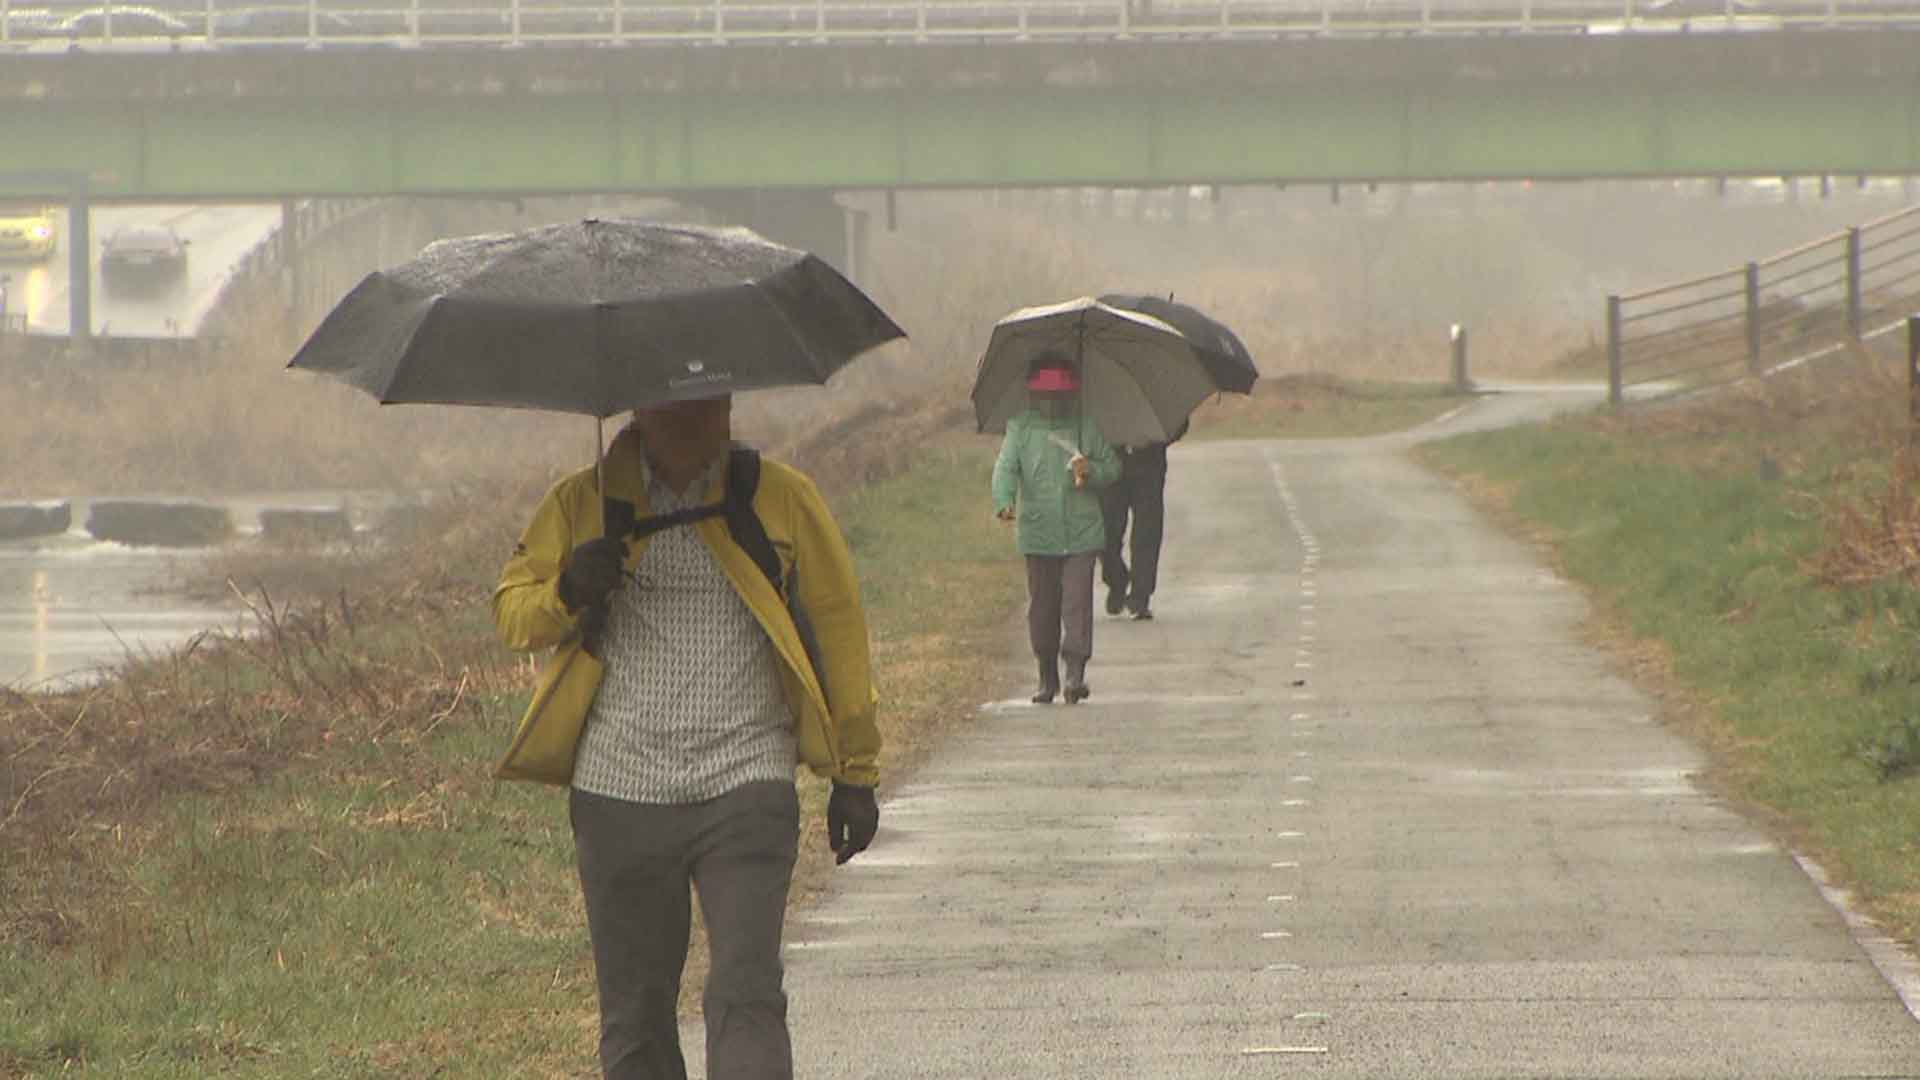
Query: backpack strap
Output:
[[602, 494, 637, 543], [596, 446, 818, 679], [726, 446, 826, 684], [724, 445, 783, 591]]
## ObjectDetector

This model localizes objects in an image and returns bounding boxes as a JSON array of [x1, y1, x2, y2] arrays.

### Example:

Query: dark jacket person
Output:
[[1099, 417, 1187, 620]]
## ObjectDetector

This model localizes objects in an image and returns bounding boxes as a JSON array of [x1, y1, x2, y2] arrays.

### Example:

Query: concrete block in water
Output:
[[0, 502, 72, 541], [87, 500, 232, 547], [259, 507, 353, 544]]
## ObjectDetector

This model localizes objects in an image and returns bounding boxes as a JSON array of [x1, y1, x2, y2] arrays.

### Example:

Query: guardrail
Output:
[[1604, 201, 1920, 404], [7, 0, 1920, 49]]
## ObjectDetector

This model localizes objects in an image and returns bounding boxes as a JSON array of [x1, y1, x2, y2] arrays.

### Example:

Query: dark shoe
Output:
[[1128, 605, 1153, 621], [1062, 658, 1089, 704], [1105, 584, 1127, 616], [1032, 655, 1060, 705]]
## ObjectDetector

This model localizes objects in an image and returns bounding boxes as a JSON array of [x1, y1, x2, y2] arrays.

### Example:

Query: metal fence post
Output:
[[1909, 316, 1920, 440], [1744, 261, 1761, 373], [1606, 295, 1623, 406], [1450, 324, 1469, 393], [1846, 226, 1863, 340]]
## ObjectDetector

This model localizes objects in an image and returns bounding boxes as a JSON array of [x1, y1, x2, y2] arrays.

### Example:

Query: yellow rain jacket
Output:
[[490, 430, 880, 788]]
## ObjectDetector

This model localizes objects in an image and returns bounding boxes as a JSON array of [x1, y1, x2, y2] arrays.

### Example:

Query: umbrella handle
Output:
[[595, 415, 606, 512]]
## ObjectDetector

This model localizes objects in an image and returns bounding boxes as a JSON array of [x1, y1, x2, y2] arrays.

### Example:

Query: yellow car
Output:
[[0, 205, 57, 260]]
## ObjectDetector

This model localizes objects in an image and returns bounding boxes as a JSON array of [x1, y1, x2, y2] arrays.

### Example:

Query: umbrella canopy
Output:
[[971, 297, 1216, 447], [1097, 292, 1258, 395], [287, 218, 905, 417]]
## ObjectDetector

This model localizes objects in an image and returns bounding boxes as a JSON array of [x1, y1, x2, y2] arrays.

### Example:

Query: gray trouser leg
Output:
[[571, 789, 694, 1080], [1028, 552, 1097, 662], [1058, 550, 1096, 661], [696, 782, 799, 1080], [571, 782, 799, 1080], [1026, 555, 1064, 661]]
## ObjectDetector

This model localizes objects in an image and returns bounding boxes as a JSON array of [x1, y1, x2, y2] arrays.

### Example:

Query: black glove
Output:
[[558, 537, 626, 612], [826, 782, 878, 865]]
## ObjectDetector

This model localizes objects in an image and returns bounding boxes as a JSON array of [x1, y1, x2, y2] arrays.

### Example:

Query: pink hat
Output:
[[1026, 366, 1080, 392]]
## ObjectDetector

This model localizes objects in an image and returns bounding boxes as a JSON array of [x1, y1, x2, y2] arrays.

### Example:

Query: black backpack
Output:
[[596, 445, 824, 681]]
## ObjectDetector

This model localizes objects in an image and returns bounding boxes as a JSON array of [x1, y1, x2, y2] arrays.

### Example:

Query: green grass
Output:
[[1418, 413, 1920, 946], [0, 443, 1022, 1079]]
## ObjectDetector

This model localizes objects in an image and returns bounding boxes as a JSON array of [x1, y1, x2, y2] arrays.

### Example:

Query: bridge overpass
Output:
[[9, 4, 1920, 197], [7, 0, 1920, 338]]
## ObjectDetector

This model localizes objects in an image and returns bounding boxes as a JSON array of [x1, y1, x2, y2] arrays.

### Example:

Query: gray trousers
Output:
[[1025, 551, 1096, 663], [569, 781, 799, 1080]]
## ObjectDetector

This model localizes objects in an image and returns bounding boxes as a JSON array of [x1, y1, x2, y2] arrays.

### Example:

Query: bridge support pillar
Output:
[[689, 189, 855, 277], [281, 199, 303, 336]]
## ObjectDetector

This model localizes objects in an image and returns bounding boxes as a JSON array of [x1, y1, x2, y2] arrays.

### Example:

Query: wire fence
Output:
[[1606, 201, 1920, 404]]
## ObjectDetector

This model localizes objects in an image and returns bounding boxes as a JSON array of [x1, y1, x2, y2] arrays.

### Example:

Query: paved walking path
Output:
[[725, 387, 1920, 1077]]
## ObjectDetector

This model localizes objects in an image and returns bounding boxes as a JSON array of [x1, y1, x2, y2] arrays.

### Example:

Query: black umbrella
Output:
[[1097, 293, 1258, 395], [288, 218, 906, 417]]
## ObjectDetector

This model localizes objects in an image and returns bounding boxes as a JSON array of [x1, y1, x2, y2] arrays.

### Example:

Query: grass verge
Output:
[[0, 439, 1020, 1078], [1416, 360, 1920, 948]]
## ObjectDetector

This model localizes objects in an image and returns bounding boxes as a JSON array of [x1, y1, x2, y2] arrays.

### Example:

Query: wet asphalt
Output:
[[693, 385, 1920, 1078]]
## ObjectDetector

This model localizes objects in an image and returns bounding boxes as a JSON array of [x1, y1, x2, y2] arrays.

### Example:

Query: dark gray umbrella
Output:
[[288, 218, 906, 416], [1097, 293, 1258, 395]]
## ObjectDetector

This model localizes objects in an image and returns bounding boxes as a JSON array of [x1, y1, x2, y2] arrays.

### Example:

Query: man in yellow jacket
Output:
[[492, 393, 880, 1080]]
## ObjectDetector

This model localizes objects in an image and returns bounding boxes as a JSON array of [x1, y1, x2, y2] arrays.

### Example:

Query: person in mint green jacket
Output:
[[992, 350, 1122, 705]]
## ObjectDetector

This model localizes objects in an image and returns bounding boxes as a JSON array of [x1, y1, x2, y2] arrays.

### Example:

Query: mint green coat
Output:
[[992, 408, 1121, 556]]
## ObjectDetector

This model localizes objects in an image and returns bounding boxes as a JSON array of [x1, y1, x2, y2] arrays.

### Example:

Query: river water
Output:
[[0, 492, 416, 692], [0, 533, 242, 691]]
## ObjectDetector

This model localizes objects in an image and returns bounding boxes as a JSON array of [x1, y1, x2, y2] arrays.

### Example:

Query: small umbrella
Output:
[[1097, 292, 1258, 395], [971, 296, 1215, 447], [288, 218, 905, 422]]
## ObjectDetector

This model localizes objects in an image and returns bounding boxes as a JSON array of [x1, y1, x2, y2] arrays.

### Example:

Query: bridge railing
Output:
[[1605, 201, 1920, 404], [8, 0, 1920, 49]]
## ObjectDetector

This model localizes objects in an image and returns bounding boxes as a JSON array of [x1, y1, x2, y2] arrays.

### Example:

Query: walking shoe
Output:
[[1062, 658, 1090, 704], [1032, 654, 1060, 705], [1105, 585, 1127, 616], [1129, 604, 1153, 621]]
